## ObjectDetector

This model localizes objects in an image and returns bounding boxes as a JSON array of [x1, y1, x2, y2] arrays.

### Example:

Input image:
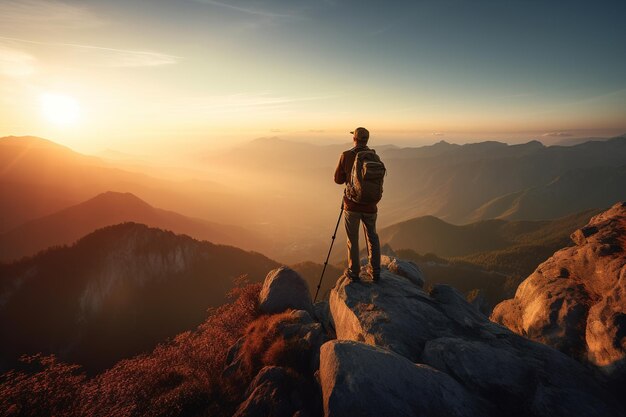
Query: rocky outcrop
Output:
[[381, 255, 425, 287], [319, 340, 485, 417], [259, 267, 313, 315], [327, 269, 622, 417], [233, 366, 307, 417], [223, 242, 626, 417], [491, 202, 626, 380]]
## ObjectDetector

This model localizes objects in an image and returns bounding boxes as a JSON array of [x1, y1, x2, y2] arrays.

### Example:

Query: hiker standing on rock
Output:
[[334, 127, 386, 282]]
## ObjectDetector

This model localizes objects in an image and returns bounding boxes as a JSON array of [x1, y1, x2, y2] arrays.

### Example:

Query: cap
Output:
[[350, 127, 369, 141]]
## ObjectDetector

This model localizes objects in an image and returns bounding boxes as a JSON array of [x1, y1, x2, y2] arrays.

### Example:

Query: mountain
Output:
[[0, 223, 278, 373], [380, 136, 626, 224], [492, 202, 626, 386], [4, 134, 625, 264], [0, 136, 234, 233], [199, 134, 626, 262], [378, 208, 600, 258], [0, 191, 267, 262], [472, 164, 626, 221]]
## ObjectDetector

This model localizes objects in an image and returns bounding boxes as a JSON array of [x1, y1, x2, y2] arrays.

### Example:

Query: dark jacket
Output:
[[334, 145, 377, 213]]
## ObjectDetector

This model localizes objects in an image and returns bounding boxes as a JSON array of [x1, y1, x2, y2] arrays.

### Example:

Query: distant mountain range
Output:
[[218, 134, 626, 225], [2, 134, 625, 263], [378, 208, 600, 258], [0, 136, 233, 233], [0, 191, 267, 263], [0, 223, 278, 373]]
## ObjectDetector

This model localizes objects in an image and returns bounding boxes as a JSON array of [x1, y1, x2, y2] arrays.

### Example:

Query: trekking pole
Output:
[[314, 200, 344, 303]]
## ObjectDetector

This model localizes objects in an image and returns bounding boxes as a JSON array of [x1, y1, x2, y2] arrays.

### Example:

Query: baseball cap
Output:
[[350, 127, 369, 140]]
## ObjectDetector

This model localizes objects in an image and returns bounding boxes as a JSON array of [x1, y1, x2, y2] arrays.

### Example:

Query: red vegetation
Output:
[[0, 281, 262, 417]]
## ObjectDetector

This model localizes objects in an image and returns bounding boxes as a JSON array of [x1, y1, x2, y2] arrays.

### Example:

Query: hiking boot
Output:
[[343, 269, 360, 282]]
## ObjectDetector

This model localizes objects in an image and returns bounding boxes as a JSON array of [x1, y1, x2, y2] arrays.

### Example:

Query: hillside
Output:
[[0, 191, 267, 262], [0, 136, 234, 233], [378, 208, 599, 258], [0, 223, 278, 373]]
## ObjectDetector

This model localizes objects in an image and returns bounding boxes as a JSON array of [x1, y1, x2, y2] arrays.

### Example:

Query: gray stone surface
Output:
[[233, 366, 304, 417], [386, 257, 425, 287], [329, 267, 623, 417], [259, 266, 313, 315], [492, 202, 626, 380], [319, 340, 485, 417]]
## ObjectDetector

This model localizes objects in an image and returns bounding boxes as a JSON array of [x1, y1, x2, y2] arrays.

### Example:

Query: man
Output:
[[334, 127, 382, 282]]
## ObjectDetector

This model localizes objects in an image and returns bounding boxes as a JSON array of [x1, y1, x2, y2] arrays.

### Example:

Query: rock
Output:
[[313, 300, 336, 338], [329, 264, 624, 416], [259, 266, 313, 315], [386, 257, 425, 287], [319, 340, 485, 417], [491, 202, 626, 381], [330, 271, 451, 361], [233, 366, 305, 417]]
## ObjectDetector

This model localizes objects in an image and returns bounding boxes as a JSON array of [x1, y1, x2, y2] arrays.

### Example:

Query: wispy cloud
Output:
[[194, 0, 300, 19], [193, 92, 337, 111], [0, 45, 36, 77], [432, 132, 444, 136], [0, 36, 180, 67], [0, 0, 102, 29], [146, 92, 339, 118], [542, 131, 573, 137]]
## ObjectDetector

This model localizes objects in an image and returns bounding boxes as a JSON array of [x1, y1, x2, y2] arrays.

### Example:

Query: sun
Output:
[[39, 93, 81, 126]]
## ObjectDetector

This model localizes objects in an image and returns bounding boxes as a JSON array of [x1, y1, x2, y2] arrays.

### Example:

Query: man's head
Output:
[[351, 127, 369, 145]]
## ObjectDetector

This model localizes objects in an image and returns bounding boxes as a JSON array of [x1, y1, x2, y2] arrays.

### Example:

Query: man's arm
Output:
[[334, 154, 346, 184]]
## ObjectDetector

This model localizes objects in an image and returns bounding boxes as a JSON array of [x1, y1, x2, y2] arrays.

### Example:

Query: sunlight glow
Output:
[[40, 93, 80, 126]]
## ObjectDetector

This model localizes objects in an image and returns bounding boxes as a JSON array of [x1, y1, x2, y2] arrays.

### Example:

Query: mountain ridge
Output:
[[0, 191, 267, 262]]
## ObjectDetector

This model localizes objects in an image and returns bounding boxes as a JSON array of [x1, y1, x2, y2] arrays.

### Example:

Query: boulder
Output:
[[259, 266, 313, 315], [385, 257, 425, 287], [319, 340, 485, 417], [330, 271, 452, 361], [313, 300, 336, 338], [329, 265, 623, 416], [233, 366, 305, 417], [491, 202, 626, 381]]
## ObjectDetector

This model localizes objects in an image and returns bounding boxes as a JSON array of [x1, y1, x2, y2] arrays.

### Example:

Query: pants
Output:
[[344, 210, 381, 275]]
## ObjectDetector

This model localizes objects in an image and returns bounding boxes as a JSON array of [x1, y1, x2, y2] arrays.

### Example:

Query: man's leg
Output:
[[344, 210, 361, 278], [362, 212, 381, 280]]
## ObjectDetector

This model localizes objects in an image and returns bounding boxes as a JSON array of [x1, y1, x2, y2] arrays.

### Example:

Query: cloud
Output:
[[0, 0, 101, 29], [194, 0, 300, 19], [542, 131, 573, 137], [193, 92, 336, 111], [0, 36, 180, 67], [432, 132, 444, 136], [0, 46, 36, 77]]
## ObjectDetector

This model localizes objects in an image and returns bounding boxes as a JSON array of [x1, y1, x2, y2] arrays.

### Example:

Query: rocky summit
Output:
[[492, 202, 626, 384], [226, 253, 625, 417]]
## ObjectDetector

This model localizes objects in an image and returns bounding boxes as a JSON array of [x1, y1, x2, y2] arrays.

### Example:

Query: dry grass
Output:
[[0, 280, 262, 417]]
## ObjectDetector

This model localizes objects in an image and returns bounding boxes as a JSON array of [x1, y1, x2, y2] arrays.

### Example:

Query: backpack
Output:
[[346, 149, 386, 204]]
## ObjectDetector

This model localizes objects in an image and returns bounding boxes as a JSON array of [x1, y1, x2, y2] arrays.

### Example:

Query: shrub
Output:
[[0, 280, 262, 417]]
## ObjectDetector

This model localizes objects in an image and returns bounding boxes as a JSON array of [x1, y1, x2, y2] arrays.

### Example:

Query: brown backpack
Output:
[[346, 149, 386, 204]]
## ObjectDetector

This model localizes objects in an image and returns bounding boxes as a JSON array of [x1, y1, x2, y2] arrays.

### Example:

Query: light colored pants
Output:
[[344, 210, 381, 276]]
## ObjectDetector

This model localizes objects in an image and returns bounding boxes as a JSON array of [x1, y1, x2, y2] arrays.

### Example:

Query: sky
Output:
[[0, 0, 625, 155]]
